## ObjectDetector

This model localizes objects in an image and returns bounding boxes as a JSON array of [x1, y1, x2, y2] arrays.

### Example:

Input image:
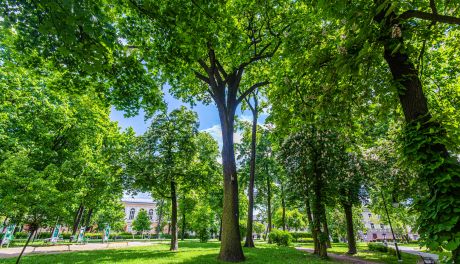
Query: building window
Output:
[[149, 209, 154, 220], [129, 208, 135, 220], [370, 223, 375, 229], [380, 224, 384, 229]]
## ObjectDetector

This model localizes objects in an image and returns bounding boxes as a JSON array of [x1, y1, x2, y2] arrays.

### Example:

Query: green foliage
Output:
[[132, 209, 152, 233], [289, 232, 312, 242], [368, 242, 389, 253], [190, 205, 213, 243], [268, 229, 293, 246]]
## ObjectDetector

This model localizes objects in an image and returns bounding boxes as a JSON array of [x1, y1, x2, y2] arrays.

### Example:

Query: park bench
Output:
[[419, 255, 436, 264]]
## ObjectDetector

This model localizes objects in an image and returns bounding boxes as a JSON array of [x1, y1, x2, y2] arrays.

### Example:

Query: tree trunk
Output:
[[84, 208, 93, 232], [244, 101, 257, 248], [218, 217, 222, 241], [375, 2, 460, 258], [16, 226, 36, 264], [342, 202, 357, 254], [181, 204, 186, 241], [267, 173, 272, 238], [305, 194, 319, 254], [170, 180, 178, 251], [217, 104, 245, 262], [312, 158, 327, 258], [156, 200, 164, 238], [281, 184, 286, 231], [321, 205, 331, 248], [71, 205, 84, 242]]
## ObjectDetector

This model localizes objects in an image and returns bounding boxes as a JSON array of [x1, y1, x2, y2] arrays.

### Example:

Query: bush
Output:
[[61, 232, 72, 239], [368, 242, 388, 252], [37, 232, 52, 239], [268, 229, 293, 246], [289, 232, 312, 242]]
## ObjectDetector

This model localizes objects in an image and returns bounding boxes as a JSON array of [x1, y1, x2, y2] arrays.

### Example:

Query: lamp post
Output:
[[381, 190, 402, 262]]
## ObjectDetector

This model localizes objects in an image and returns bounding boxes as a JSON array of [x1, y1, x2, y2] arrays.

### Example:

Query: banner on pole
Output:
[[77, 226, 85, 243], [103, 224, 110, 242], [1, 224, 16, 247], [51, 224, 61, 243]]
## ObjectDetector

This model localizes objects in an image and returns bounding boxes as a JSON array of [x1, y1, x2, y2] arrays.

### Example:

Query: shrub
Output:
[[14, 232, 29, 239], [368, 242, 388, 252], [289, 232, 312, 242], [268, 229, 293, 246]]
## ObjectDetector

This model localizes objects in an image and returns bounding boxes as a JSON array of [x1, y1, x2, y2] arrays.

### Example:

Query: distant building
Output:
[[359, 207, 418, 242], [121, 196, 158, 233]]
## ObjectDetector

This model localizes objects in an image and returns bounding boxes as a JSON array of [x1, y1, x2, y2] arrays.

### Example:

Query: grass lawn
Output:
[[295, 242, 420, 264], [0, 241, 335, 264]]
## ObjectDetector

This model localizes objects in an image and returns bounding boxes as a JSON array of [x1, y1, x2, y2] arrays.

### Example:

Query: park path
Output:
[[388, 245, 439, 262], [295, 247, 380, 264], [0, 241, 160, 259]]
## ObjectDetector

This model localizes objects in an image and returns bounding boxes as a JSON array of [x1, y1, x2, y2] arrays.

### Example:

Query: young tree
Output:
[[133, 209, 152, 237], [133, 107, 199, 251]]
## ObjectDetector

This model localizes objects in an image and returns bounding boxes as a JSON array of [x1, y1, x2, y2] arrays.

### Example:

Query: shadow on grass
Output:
[[0, 241, 334, 264]]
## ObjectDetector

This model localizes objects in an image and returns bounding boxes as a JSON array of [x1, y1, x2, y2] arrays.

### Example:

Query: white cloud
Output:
[[201, 124, 243, 151]]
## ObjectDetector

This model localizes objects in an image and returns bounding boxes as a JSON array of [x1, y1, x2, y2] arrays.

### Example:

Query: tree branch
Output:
[[237, 81, 269, 105], [399, 10, 460, 25], [194, 70, 210, 84]]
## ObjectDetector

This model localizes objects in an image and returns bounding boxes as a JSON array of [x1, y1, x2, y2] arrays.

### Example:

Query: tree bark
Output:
[[305, 193, 319, 254], [16, 225, 36, 264], [217, 102, 245, 261], [181, 202, 186, 241], [321, 205, 331, 248], [281, 184, 286, 231], [156, 200, 164, 238], [342, 202, 357, 254], [244, 97, 257, 248], [267, 172, 272, 236], [312, 156, 327, 258], [374, 3, 460, 257], [71, 205, 84, 241], [218, 217, 222, 242], [84, 208, 93, 232], [170, 180, 178, 251]]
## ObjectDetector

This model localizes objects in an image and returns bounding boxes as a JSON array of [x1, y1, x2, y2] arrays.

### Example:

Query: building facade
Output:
[[121, 196, 158, 233], [359, 207, 419, 242]]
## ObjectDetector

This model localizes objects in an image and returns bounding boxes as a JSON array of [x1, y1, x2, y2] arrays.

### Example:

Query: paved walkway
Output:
[[0, 241, 159, 259], [389, 245, 439, 262], [296, 247, 380, 264]]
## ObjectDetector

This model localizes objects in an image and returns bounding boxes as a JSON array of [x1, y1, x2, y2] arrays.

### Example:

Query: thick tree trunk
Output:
[[321, 205, 331, 248], [375, 3, 460, 258], [218, 105, 245, 261], [342, 202, 357, 254], [170, 180, 178, 251], [305, 194, 319, 254], [244, 104, 257, 248], [312, 158, 327, 258]]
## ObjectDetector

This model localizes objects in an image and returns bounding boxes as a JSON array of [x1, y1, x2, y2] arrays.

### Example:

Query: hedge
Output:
[[289, 232, 312, 242], [268, 229, 293, 246]]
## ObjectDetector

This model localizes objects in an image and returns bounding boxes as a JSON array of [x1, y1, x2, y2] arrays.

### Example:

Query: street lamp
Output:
[[381, 191, 402, 262]]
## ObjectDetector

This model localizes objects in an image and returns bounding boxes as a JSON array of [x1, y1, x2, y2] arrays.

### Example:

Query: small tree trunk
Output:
[[266, 172, 272, 241], [84, 208, 93, 232], [156, 200, 164, 238], [312, 156, 327, 258], [218, 217, 222, 241], [281, 184, 286, 231], [244, 99, 257, 248], [170, 180, 178, 251], [16, 226, 35, 264], [71, 205, 84, 241], [342, 202, 357, 254], [181, 206, 186, 241], [305, 193, 319, 254]]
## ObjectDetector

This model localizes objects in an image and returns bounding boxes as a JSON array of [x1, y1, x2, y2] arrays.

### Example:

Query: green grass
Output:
[[294, 242, 420, 264], [0, 241, 335, 264]]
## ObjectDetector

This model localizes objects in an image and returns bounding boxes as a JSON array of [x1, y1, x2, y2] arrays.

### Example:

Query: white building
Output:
[[121, 196, 158, 233]]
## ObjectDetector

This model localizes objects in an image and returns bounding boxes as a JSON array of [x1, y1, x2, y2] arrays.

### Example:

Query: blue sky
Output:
[[110, 87, 267, 149]]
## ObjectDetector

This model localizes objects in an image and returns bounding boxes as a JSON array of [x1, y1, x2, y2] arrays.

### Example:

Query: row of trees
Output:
[[1, 0, 459, 262]]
